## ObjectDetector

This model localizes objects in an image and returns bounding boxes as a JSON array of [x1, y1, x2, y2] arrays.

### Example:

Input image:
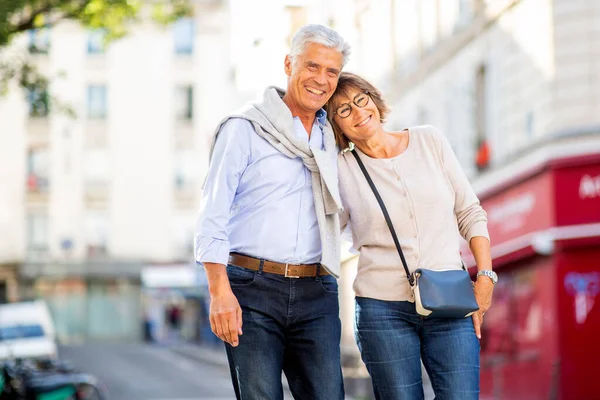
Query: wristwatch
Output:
[[477, 270, 498, 284]]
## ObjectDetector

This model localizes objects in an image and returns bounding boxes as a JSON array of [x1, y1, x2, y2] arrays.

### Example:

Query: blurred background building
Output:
[[0, 0, 598, 398], [0, 0, 238, 344], [337, 1, 600, 398]]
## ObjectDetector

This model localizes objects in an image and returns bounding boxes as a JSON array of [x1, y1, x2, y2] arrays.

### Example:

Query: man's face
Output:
[[284, 43, 344, 115]]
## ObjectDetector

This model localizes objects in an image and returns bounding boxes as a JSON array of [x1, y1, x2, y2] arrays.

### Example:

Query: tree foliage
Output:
[[0, 0, 192, 115], [1, 0, 192, 47]]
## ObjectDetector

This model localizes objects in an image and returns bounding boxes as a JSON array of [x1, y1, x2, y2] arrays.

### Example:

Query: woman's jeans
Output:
[[355, 297, 480, 400], [224, 265, 344, 400]]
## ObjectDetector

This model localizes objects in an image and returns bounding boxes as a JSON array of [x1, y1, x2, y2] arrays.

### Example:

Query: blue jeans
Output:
[[355, 297, 480, 400], [224, 264, 344, 400]]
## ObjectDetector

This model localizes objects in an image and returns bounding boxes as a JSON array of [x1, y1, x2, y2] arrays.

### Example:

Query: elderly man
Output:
[[195, 24, 350, 400]]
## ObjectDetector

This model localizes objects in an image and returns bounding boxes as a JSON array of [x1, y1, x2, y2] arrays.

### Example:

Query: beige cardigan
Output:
[[339, 125, 490, 302]]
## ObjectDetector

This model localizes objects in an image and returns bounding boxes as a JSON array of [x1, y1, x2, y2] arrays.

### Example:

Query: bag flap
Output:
[[414, 269, 478, 313]]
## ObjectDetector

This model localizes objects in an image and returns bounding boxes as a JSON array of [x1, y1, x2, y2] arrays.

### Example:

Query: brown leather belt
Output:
[[228, 253, 329, 278]]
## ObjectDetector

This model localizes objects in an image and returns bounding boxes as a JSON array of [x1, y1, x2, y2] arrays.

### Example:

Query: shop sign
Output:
[[555, 165, 600, 226], [482, 173, 553, 245], [579, 173, 600, 199]]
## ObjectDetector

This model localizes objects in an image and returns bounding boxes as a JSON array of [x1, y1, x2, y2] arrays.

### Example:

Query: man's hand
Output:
[[209, 288, 243, 347], [472, 276, 494, 339], [204, 262, 243, 347]]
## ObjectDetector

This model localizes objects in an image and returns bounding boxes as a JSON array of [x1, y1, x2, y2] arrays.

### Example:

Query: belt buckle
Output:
[[284, 264, 300, 278]]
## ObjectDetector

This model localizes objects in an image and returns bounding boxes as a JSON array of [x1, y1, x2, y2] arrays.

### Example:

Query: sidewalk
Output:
[[168, 342, 362, 400], [169, 342, 296, 399], [169, 342, 228, 368]]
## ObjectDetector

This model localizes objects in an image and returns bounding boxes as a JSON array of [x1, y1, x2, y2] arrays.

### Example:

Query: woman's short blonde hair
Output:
[[325, 72, 391, 150]]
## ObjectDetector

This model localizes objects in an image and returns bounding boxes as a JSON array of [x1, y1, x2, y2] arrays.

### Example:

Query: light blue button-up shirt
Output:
[[194, 110, 328, 266]]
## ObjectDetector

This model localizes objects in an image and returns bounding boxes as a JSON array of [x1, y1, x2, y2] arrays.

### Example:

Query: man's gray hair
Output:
[[289, 24, 351, 68]]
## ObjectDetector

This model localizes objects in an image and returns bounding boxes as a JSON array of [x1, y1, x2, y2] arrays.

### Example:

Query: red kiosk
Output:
[[462, 152, 600, 399]]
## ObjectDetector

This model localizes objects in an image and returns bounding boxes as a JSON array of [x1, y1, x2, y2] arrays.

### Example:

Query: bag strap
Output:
[[351, 149, 415, 286]]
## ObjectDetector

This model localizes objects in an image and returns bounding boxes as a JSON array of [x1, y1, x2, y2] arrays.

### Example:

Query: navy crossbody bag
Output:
[[351, 149, 479, 318]]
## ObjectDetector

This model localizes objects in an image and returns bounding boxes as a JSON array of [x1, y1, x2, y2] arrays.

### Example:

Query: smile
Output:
[[355, 115, 371, 127], [305, 86, 325, 96]]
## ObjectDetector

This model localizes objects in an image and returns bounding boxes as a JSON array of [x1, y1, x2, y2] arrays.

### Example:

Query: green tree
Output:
[[0, 0, 192, 115]]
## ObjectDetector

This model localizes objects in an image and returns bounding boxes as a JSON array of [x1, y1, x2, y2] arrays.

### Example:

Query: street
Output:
[[59, 343, 235, 400]]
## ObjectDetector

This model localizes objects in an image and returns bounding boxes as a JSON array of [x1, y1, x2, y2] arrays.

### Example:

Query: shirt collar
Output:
[[316, 108, 327, 127]]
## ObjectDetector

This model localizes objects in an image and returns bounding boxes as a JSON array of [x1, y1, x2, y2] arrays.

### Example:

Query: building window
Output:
[[87, 85, 107, 119], [85, 212, 109, 258], [27, 214, 49, 252], [419, 0, 439, 54], [26, 147, 50, 193], [474, 64, 490, 172], [525, 112, 534, 138], [285, 6, 308, 47], [84, 149, 109, 187], [28, 28, 50, 54], [174, 86, 193, 120], [418, 107, 429, 125], [171, 214, 194, 260], [174, 149, 196, 191], [173, 18, 194, 54], [27, 88, 49, 117], [456, 0, 475, 30], [87, 30, 106, 54]]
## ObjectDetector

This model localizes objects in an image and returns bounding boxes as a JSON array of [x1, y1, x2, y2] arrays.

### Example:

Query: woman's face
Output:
[[332, 87, 381, 143]]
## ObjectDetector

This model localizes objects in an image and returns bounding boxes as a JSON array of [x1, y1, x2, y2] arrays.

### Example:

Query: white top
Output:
[[338, 125, 490, 301]]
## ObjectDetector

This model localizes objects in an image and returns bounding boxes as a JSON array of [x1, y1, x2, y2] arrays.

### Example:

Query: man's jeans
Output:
[[224, 264, 344, 400], [355, 297, 480, 400]]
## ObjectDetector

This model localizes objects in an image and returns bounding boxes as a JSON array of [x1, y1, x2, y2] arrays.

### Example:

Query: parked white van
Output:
[[0, 300, 58, 361]]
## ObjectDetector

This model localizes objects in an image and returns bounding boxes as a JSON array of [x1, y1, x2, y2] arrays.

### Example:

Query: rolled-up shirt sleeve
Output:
[[431, 126, 490, 243], [194, 119, 250, 265]]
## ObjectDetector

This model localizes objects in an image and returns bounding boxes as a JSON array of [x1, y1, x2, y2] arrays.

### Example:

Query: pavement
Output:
[[168, 341, 436, 400], [59, 342, 236, 399], [169, 342, 298, 399], [168, 341, 372, 400], [169, 341, 228, 369]]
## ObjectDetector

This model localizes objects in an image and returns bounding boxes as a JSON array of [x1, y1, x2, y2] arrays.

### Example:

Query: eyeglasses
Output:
[[334, 92, 370, 118]]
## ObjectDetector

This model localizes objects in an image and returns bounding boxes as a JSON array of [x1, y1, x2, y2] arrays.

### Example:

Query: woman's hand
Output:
[[467, 236, 493, 339], [472, 277, 494, 339]]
